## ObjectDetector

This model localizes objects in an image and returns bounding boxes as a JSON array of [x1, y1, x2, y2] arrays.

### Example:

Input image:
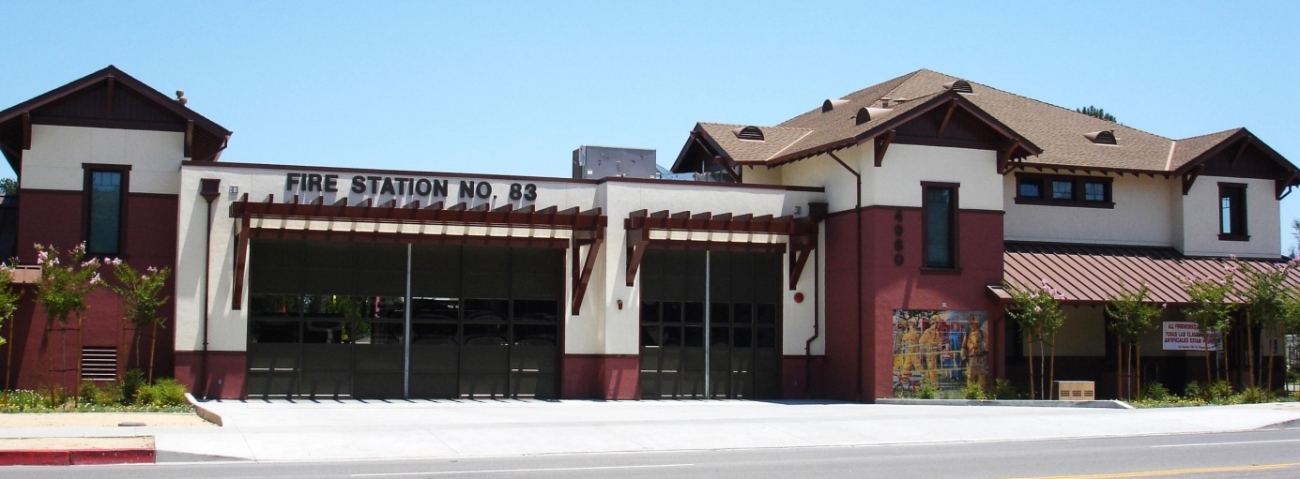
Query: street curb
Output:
[[875, 398, 1135, 409], [187, 393, 224, 426], [0, 448, 155, 466]]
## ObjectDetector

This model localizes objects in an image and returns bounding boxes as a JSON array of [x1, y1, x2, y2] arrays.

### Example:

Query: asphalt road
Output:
[[5, 425, 1300, 479]]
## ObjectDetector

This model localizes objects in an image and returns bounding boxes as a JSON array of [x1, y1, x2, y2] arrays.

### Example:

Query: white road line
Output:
[[351, 463, 695, 476], [1152, 438, 1300, 448]]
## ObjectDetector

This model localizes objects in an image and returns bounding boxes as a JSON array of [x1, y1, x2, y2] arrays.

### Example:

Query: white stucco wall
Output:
[[176, 164, 826, 358], [176, 163, 602, 352], [864, 144, 1003, 210], [1180, 175, 1281, 258], [598, 180, 825, 355], [22, 125, 185, 194], [1004, 173, 1175, 246]]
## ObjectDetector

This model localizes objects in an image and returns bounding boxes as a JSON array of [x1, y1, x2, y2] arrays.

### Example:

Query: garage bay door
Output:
[[246, 241, 562, 399], [639, 250, 781, 399]]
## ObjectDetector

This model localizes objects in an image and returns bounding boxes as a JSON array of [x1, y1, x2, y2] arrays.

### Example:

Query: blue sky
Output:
[[2, 1, 1299, 251]]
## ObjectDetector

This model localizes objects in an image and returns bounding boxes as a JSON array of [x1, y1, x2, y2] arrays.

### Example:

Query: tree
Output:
[[33, 243, 101, 402], [1076, 106, 1117, 122], [0, 264, 20, 389], [0, 178, 16, 195], [1005, 280, 1067, 399], [1182, 259, 1238, 384], [1245, 258, 1300, 391], [105, 259, 171, 382], [1105, 282, 1162, 399]]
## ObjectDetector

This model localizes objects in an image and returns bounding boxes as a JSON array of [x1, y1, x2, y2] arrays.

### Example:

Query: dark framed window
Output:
[[1014, 173, 1113, 209], [82, 164, 130, 256], [921, 182, 958, 270], [1218, 183, 1248, 241]]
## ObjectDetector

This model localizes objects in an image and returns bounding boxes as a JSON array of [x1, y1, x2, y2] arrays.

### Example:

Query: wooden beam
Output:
[[183, 121, 194, 158], [1229, 137, 1252, 164], [106, 77, 115, 113], [873, 130, 895, 167], [571, 234, 604, 315], [20, 112, 31, 150], [998, 143, 1018, 174], [936, 102, 957, 136], [232, 213, 251, 310]]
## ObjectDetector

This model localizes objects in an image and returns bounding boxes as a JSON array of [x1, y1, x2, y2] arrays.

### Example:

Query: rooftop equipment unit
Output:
[[572, 146, 656, 180]]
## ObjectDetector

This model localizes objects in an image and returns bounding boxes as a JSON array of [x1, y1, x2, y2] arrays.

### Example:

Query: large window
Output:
[[922, 182, 958, 270], [1218, 183, 1248, 241], [1015, 174, 1113, 208], [84, 166, 128, 256]]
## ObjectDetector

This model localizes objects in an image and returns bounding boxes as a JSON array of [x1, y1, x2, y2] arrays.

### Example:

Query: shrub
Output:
[[40, 385, 68, 409], [122, 369, 145, 404], [78, 380, 99, 404], [152, 378, 187, 406], [991, 379, 1018, 400], [135, 378, 187, 407], [1207, 380, 1234, 403], [916, 382, 937, 399], [1184, 381, 1202, 399], [1142, 382, 1170, 402], [962, 383, 986, 400], [1239, 386, 1268, 404], [0, 390, 43, 411]]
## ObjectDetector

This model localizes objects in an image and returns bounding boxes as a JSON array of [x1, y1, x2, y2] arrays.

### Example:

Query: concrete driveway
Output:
[[7, 399, 1300, 462]]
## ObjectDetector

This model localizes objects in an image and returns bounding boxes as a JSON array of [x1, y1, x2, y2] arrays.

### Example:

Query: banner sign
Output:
[[1162, 321, 1220, 351]]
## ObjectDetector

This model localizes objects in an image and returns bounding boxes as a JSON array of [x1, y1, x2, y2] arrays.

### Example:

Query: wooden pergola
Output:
[[228, 193, 606, 313], [623, 209, 820, 290]]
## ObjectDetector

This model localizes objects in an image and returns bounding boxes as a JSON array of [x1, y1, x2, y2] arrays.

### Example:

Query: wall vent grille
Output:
[[81, 347, 117, 381]]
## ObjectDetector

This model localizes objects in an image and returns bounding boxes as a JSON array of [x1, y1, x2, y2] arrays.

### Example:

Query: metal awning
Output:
[[1000, 242, 1300, 305]]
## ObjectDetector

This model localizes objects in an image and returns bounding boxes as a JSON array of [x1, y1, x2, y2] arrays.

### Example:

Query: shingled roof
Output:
[[675, 69, 1298, 182]]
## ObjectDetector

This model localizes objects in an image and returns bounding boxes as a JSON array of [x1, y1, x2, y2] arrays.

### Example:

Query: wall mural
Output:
[[892, 310, 989, 395]]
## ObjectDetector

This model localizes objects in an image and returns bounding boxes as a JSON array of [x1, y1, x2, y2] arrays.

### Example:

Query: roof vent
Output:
[[822, 98, 850, 112], [854, 107, 892, 125], [942, 80, 974, 94], [1084, 130, 1118, 145], [733, 126, 765, 141]]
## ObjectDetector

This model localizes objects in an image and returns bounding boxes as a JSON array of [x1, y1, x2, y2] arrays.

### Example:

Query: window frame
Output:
[[920, 181, 960, 273], [81, 163, 131, 257], [1014, 173, 1114, 209], [1217, 182, 1249, 241]]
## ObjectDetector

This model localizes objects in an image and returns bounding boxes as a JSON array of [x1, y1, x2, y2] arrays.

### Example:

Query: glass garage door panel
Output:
[[639, 250, 783, 399], [248, 241, 562, 400]]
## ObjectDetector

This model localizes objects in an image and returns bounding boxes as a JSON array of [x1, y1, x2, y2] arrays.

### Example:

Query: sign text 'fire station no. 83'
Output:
[[283, 173, 538, 201], [1161, 321, 1221, 351]]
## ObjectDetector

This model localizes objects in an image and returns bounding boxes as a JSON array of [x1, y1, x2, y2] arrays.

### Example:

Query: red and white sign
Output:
[[1162, 321, 1220, 351]]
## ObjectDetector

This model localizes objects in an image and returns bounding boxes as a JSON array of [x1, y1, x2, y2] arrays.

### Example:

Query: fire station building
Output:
[[0, 66, 1295, 401]]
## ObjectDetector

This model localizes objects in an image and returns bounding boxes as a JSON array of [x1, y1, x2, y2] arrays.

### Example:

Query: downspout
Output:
[[826, 151, 863, 401], [803, 242, 819, 398], [198, 179, 221, 400]]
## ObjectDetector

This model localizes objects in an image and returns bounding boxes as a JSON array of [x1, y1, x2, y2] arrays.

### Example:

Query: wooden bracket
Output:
[[997, 143, 1019, 174], [937, 101, 957, 136], [1181, 164, 1204, 195], [874, 130, 895, 167], [1229, 137, 1252, 164], [1277, 174, 1298, 200], [570, 231, 604, 315]]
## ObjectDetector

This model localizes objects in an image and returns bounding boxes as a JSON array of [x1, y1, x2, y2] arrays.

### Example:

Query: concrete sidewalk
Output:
[[4, 399, 1299, 463]]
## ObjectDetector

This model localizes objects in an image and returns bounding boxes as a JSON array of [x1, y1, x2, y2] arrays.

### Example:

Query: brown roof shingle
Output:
[[691, 69, 1296, 175]]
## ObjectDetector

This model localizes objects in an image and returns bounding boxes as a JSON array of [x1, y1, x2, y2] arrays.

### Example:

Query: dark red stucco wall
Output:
[[5, 189, 178, 391], [823, 207, 1005, 401]]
